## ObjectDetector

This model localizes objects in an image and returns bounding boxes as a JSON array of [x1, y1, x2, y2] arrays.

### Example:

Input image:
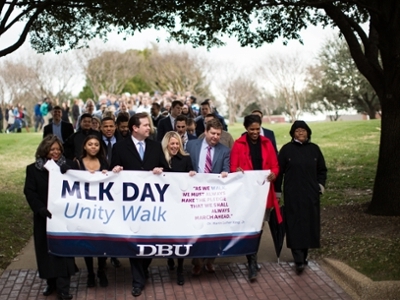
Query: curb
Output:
[[320, 258, 400, 300]]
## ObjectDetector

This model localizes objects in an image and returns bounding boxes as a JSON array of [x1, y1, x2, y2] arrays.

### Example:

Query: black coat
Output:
[[43, 121, 74, 142], [63, 129, 102, 160], [24, 163, 76, 279], [110, 137, 169, 171], [275, 140, 327, 249], [170, 153, 193, 172], [156, 117, 174, 142]]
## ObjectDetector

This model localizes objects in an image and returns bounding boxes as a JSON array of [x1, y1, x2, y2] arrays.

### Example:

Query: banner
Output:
[[45, 160, 270, 258]]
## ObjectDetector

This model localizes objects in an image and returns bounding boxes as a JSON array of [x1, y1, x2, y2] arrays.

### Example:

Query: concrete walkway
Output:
[[1, 232, 351, 299]]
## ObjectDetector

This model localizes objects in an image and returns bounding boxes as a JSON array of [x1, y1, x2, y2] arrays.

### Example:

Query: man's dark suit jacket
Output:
[[156, 116, 174, 142], [195, 115, 227, 137], [110, 137, 169, 171], [152, 114, 166, 128], [43, 121, 74, 142], [262, 127, 278, 154]]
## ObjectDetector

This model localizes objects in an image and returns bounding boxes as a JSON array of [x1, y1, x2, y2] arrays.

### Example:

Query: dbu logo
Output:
[[137, 244, 193, 257]]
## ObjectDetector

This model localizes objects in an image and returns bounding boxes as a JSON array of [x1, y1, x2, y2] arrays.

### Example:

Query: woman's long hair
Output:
[[81, 135, 106, 162], [161, 131, 188, 168]]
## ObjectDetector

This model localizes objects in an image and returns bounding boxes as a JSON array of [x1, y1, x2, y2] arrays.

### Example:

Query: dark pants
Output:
[[129, 258, 152, 288], [291, 248, 308, 265], [47, 276, 71, 294], [84, 257, 107, 274]]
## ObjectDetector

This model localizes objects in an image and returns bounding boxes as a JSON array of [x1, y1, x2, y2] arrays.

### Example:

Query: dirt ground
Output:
[[314, 202, 400, 280]]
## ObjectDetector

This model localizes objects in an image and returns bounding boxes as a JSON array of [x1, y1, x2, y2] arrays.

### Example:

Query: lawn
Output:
[[1, 120, 398, 280]]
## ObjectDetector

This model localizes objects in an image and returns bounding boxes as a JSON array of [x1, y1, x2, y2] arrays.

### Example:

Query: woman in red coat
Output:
[[230, 114, 281, 282]]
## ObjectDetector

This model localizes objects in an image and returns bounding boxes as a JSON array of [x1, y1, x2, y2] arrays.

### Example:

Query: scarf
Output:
[[35, 156, 67, 171]]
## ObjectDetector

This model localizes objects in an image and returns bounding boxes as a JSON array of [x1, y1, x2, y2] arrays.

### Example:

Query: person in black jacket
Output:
[[68, 135, 110, 287], [110, 113, 169, 297], [24, 135, 76, 300], [156, 100, 183, 141], [43, 106, 74, 143], [161, 131, 196, 285], [63, 113, 101, 160], [275, 121, 327, 275]]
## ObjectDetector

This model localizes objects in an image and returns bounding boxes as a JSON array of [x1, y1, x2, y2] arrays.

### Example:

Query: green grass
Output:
[[1, 121, 398, 281], [0, 132, 42, 269]]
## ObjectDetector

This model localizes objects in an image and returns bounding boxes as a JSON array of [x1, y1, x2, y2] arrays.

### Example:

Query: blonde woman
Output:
[[161, 131, 196, 285]]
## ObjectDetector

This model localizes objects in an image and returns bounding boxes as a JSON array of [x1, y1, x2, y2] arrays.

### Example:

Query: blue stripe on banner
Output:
[[47, 232, 262, 258]]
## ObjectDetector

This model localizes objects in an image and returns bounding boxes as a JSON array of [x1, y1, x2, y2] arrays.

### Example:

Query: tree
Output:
[[0, 0, 182, 57], [167, 0, 399, 216], [260, 53, 309, 122], [307, 38, 380, 120], [2, 2, 399, 215], [76, 47, 141, 99], [140, 46, 211, 97], [223, 75, 260, 124]]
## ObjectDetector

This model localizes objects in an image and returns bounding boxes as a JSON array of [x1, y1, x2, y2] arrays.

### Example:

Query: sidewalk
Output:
[[1, 233, 351, 300]]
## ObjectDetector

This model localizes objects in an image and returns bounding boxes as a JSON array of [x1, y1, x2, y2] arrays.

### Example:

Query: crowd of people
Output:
[[23, 92, 327, 299]]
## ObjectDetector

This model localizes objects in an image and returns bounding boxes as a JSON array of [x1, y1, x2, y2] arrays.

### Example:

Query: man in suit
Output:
[[150, 102, 165, 128], [195, 100, 227, 137], [156, 100, 183, 141], [251, 109, 278, 153], [100, 117, 121, 165], [110, 112, 169, 297], [198, 114, 234, 149], [186, 118, 230, 275], [43, 105, 74, 143], [174, 115, 196, 150], [99, 116, 123, 268]]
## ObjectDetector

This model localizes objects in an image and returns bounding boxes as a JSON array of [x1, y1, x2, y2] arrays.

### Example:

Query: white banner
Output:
[[45, 160, 270, 258]]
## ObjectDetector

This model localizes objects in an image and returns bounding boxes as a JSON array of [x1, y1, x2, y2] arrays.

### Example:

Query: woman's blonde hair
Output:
[[161, 131, 188, 167], [144, 112, 155, 135], [35, 134, 64, 159]]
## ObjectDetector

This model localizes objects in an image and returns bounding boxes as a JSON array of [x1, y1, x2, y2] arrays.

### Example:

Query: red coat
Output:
[[230, 134, 282, 223]]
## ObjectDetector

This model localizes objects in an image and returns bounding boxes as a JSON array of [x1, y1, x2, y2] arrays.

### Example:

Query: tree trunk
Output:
[[368, 109, 376, 120], [367, 98, 400, 215], [367, 9, 400, 215]]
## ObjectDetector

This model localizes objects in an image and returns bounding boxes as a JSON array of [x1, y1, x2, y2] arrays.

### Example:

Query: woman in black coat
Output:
[[68, 135, 109, 288], [24, 135, 76, 300], [275, 121, 327, 275], [161, 131, 195, 285]]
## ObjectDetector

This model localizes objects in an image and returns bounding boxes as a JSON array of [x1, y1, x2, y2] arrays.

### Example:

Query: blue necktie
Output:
[[138, 142, 144, 160]]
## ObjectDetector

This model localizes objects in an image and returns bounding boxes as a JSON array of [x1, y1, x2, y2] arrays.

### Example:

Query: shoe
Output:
[[204, 263, 215, 273], [192, 265, 202, 275], [43, 285, 55, 296], [87, 273, 96, 287], [144, 268, 150, 279], [167, 258, 175, 271], [256, 263, 261, 271], [247, 254, 258, 282], [304, 259, 309, 266], [110, 257, 121, 268], [295, 263, 305, 275], [177, 272, 185, 285], [131, 287, 142, 297], [97, 270, 108, 287], [57, 292, 73, 300]]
